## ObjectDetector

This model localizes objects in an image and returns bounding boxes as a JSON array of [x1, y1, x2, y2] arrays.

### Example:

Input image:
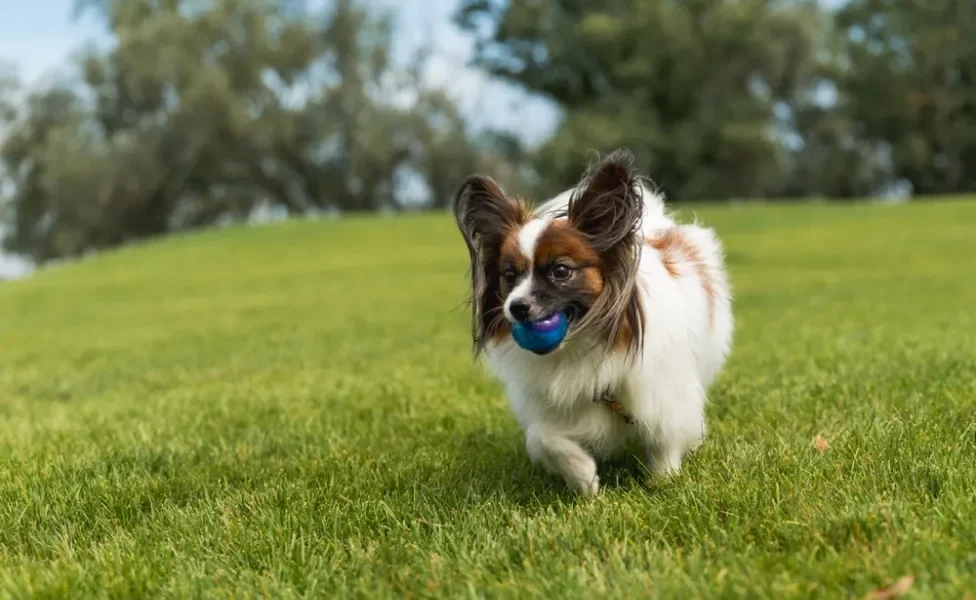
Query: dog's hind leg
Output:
[[640, 379, 707, 477]]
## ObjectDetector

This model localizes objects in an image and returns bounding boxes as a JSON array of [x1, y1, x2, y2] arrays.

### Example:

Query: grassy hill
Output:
[[1, 200, 974, 598]]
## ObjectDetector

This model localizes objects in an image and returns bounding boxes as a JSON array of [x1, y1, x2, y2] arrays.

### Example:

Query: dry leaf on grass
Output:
[[813, 434, 830, 452], [864, 575, 914, 599]]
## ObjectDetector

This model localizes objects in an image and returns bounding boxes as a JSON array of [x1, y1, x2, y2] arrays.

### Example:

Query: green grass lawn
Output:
[[1, 199, 975, 598]]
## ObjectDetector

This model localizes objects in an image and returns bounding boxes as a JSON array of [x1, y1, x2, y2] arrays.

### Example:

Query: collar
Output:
[[595, 387, 636, 425]]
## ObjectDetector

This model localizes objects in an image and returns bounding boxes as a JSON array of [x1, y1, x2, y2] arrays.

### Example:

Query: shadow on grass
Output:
[[426, 426, 661, 509]]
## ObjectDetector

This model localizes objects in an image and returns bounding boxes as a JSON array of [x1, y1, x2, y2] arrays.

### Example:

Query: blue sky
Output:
[[0, 1, 104, 84], [0, 0, 559, 142]]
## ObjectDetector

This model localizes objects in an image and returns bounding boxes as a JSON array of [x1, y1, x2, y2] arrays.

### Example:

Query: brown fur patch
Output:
[[647, 231, 681, 278], [612, 310, 640, 352], [647, 229, 716, 324], [534, 220, 643, 353], [533, 221, 604, 296], [533, 221, 601, 266], [499, 228, 532, 280]]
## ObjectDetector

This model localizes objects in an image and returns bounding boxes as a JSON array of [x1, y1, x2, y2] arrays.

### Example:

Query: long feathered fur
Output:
[[558, 149, 647, 358], [452, 175, 528, 354]]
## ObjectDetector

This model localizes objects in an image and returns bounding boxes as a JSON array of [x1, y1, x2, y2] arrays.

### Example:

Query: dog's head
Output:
[[453, 149, 646, 356]]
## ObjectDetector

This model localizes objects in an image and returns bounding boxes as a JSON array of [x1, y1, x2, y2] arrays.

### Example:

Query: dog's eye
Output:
[[503, 268, 518, 285], [549, 264, 572, 281]]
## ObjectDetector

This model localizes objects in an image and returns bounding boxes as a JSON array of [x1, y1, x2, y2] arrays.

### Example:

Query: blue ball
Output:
[[511, 312, 569, 354]]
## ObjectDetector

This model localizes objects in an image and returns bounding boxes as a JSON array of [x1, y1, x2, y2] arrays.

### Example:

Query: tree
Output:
[[0, 64, 19, 226], [835, 0, 976, 196], [456, 0, 828, 202], [0, 0, 486, 263]]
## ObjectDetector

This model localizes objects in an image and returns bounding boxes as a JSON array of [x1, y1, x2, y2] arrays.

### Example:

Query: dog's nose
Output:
[[509, 299, 531, 322]]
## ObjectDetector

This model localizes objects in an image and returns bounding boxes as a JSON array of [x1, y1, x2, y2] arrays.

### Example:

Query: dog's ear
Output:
[[453, 175, 523, 245], [566, 150, 646, 357], [452, 175, 527, 353], [567, 149, 644, 251]]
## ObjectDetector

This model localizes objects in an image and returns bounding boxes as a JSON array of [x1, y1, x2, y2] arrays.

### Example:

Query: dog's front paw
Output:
[[566, 472, 600, 497], [526, 427, 600, 498], [554, 445, 600, 497]]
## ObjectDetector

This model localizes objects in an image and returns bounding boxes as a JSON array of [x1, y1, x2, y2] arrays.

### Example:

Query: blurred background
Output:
[[1, 0, 972, 279]]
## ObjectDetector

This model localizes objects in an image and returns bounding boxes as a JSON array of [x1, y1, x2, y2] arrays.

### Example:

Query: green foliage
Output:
[[0, 0, 498, 263], [458, 0, 829, 201], [457, 0, 976, 202], [835, 0, 976, 195], [1, 202, 975, 596], [0, 64, 17, 124]]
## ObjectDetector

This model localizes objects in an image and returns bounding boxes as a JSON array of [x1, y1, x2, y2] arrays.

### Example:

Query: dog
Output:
[[452, 149, 733, 496]]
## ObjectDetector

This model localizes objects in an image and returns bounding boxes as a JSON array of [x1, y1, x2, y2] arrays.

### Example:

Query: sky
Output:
[[0, 0, 560, 140], [0, 0, 846, 277]]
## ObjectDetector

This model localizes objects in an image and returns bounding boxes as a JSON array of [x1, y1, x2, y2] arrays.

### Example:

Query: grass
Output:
[[1, 199, 975, 599]]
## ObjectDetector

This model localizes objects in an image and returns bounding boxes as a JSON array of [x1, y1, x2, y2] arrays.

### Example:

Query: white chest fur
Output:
[[484, 338, 640, 457]]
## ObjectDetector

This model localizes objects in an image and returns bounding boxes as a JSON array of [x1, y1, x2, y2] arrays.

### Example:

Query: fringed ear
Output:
[[453, 175, 527, 353], [565, 149, 646, 358], [453, 175, 519, 246], [567, 149, 645, 251]]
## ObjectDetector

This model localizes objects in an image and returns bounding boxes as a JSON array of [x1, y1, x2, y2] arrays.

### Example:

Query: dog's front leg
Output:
[[524, 425, 599, 497]]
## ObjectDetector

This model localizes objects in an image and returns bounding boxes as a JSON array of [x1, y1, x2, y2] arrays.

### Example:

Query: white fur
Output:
[[517, 218, 549, 256], [503, 218, 550, 321], [483, 186, 733, 496], [504, 275, 534, 322]]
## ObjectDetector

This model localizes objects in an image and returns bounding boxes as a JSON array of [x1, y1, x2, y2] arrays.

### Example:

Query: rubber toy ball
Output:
[[511, 312, 569, 354]]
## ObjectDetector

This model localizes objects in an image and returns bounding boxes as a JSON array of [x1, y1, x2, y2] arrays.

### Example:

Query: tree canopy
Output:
[[2, 0, 975, 264], [834, 0, 976, 195], [1, 0, 498, 263], [456, 0, 976, 202], [457, 0, 829, 200]]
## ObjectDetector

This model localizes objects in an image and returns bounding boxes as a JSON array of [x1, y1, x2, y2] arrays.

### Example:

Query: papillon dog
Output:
[[452, 149, 733, 496]]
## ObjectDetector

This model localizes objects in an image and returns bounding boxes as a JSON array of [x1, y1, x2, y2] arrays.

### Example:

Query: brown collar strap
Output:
[[595, 387, 636, 425]]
